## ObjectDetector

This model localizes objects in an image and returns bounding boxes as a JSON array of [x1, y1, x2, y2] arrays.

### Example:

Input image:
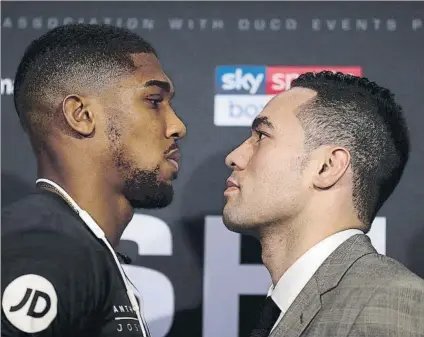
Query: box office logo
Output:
[[214, 66, 363, 126]]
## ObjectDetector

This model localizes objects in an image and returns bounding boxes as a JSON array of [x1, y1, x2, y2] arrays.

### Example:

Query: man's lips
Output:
[[226, 178, 240, 188], [166, 150, 180, 170], [224, 178, 240, 195]]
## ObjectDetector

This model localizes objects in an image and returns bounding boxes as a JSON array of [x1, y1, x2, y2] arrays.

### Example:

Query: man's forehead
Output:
[[130, 52, 160, 68], [102, 69, 174, 100], [254, 87, 316, 129], [130, 53, 174, 91], [263, 88, 315, 115]]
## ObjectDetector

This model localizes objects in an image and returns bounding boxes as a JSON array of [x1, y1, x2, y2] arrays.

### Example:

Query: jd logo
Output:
[[2, 274, 58, 333], [9, 288, 52, 317]]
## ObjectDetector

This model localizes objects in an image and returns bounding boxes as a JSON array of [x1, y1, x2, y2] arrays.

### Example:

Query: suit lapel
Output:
[[270, 234, 377, 337], [270, 277, 321, 337]]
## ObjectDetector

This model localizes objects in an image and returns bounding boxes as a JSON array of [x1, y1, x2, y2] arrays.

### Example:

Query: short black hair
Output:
[[13, 23, 157, 139], [291, 71, 410, 228]]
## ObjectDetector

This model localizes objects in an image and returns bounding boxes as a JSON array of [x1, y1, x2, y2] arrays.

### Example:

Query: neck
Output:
[[259, 209, 361, 285], [37, 159, 133, 248]]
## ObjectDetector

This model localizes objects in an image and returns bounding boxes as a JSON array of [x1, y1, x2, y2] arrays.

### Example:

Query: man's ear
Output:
[[313, 146, 351, 190], [62, 95, 95, 136]]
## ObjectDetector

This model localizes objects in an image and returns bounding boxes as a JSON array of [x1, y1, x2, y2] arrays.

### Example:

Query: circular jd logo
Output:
[[2, 274, 58, 333]]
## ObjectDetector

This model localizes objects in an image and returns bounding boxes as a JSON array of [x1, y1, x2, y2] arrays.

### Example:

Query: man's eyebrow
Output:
[[251, 116, 275, 130], [143, 80, 171, 92]]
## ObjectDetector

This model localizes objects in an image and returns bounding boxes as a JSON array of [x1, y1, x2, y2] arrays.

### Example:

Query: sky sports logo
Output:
[[214, 66, 363, 126]]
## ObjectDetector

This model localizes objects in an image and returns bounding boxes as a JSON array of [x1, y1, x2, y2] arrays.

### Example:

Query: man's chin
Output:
[[129, 190, 174, 210], [127, 182, 174, 209], [123, 167, 175, 209], [157, 164, 178, 181], [223, 209, 259, 237], [223, 211, 244, 232]]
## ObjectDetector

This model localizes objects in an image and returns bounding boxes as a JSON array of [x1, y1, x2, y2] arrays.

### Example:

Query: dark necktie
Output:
[[249, 296, 282, 337]]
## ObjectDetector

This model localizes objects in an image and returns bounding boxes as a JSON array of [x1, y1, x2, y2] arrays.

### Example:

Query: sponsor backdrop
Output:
[[1, 1, 423, 337]]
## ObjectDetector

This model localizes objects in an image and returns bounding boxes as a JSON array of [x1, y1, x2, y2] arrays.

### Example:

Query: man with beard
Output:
[[222, 71, 424, 336], [1, 24, 186, 337]]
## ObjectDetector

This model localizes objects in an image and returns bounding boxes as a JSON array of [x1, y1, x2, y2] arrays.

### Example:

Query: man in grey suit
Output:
[[222, 71, 424, 337]]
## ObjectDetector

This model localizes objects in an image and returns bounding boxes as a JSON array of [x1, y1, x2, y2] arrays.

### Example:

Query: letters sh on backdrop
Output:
[[119, 213, 386, 337], [213, 65, 362, 127]]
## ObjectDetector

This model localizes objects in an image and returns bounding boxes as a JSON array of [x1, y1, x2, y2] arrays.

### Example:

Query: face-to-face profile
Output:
[[222, 87, 318, 234], [92, 53, 186, 209]]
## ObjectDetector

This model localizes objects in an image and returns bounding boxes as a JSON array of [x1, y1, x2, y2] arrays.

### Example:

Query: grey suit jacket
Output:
[[270, 234, 424, 337]]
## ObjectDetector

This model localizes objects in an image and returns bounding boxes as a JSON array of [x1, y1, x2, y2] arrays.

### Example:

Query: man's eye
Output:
[[256, 131, 266, 142], [147, 98, 163, 108]]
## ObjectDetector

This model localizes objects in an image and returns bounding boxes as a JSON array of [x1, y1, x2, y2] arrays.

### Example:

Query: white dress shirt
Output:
[[268, 229, 364, 333]]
